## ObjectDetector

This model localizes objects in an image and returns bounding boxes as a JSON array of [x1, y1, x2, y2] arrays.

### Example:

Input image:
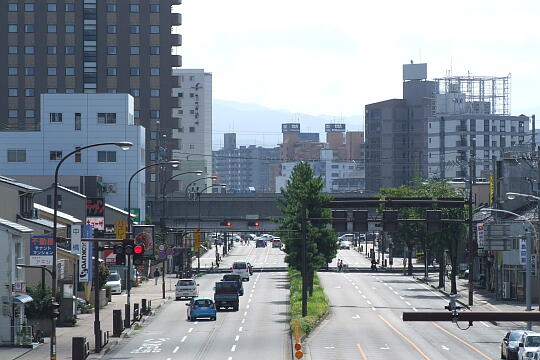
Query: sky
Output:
[[175, 0, 540, 122]]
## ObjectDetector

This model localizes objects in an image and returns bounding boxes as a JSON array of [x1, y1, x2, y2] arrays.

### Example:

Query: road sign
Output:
[[194, 228, 201, 248], [29, 236, 54, 266], [86, 216, 104, 230], [158, 252, 166, 259], [104, 249, 116, 264], [115, 220, 127, 239], [476, 223, 485, 249], [166, 247, 174, 260], [159, 243, 166, 252], [86, 197, 105, 217]]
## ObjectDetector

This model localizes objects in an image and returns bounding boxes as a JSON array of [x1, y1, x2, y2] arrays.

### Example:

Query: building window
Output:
[[75, 113, 81, 130], [189, 127, 195, 133], [107, 88, 116, 94], [65, 24, 75, 33], [107, 46, 117, 55], [25, 88, 34, 97], [47, 3, 56, 11], [50, 151, 63, 160], [190, 93, 194, 98], [47, 25, 57, 33], [8, 46, 18, 54], [134, 110, 140, 118], [98, 151, 117, 162], [65, 3, 75, 12], [150, 46, 160, 55], [24, 3, 34, 11], [47, 88, 57, 94], [49, 113, 63, 123], [130, 67, 140, 76], [190, 110, 195, 114], [8, 110, 18, 118], [47, 46, 57, 54], [150, 68, 160, 76], [47, 67, 57, 76], [8, 25, 17, 33], [107, 4, 116, 12], [130, 47, 140, 55], [107, 67, 117, 76], [7, 150, 26, 163], [130, 25, 140, 34], [107, 25, 117, 34], [150, 110, 160, 118], [129, 4, 140, 12], [189, 144, 195, 150], [25, 110, 34, 118], [65, 67, 75, 76], [25, 24, 35, 33], [25, 67, 34, 75], [66, 88, 75, 94], [130, 89, 140, 97], [150, 25, 160, 33], [8, 3, 18, 11], [8, 89, 18, 97], [74, 147, 81, 162], [97, 113, 117, 124], [8, 67, 18, 76], [150, 173, 156, 182], [150, 89, 160, 97], [25, 46, 34, 54], [65, 46, 75, 54], [149, 4, 160, 12]]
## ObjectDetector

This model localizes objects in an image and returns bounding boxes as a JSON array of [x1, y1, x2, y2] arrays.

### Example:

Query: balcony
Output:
[[455, 125, 467, 132], [171, 34, 182, 46], [172, 55, 182, 67], [455, 140, 467, 147], [171, 13, 182, 26]]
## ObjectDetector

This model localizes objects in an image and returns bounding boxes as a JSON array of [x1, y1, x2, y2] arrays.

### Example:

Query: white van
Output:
[[175, 278, 199, 300], [232, 261, 250, 281]]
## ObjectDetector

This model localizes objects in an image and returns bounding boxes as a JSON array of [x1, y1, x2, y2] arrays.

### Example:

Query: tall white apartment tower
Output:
[[171, 69, 213, 193]]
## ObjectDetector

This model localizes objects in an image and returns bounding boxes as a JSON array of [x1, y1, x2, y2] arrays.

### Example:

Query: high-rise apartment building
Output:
[[345, 131, 365, 162], [365, 63, 436, 192], [1, 0, 182, 195], [280, 123, 324, 161], [325, 123, 346, 160]]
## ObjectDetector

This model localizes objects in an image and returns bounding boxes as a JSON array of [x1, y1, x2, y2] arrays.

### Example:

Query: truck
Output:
[[214, 281, 239, 311]]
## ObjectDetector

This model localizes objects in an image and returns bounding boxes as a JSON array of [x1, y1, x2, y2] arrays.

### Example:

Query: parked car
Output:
[[214, 281, 239, 311], [502, 330, 527, 360], [517, 332, 540, 360], [232, 261, 250, 281], [256, 239, 266, 248], [222, 274, 244, 296], [186, 297, 216, 321], [175, 278, 199, 300], [106, 272, 122, 294], [340, 240, 351, 250]]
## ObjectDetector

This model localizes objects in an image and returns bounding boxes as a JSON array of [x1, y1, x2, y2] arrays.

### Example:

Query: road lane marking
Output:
[[480, 321, 490, 328], [173, 346, 179, 353], [412, 307, 418, 312], [361, 295, 367, 299], [371, 307, 376, 311], [235, 335, 240, 341], [393, 291, 398, 295], [188, 328, 193, 333], [356, 344, 368, 360], [241, 318, 245, 324], [405, 301, 411, 306], [431, 322, 490, 360], [239, 326, 243, 332], [246, 304, 250, 309], [244, 312, 248, 316], [228, 357, 232, 360], [441, 345, 450, 351], [389, 286, 393, 290], [379, 315, 430, 360], [181, 336, 187, 342], [231, 345, 237, 352]]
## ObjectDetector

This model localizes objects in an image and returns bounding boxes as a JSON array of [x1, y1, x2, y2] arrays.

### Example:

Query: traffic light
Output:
[[114, 243, 126, 265], [133, 244, 145, 266], [248, 221, 260, 227], [426, 210, 442, 232], [50, 300, 60, 319], [124, 240, 134, 256], [331, 210, 347, 233], [352, 210, 368, 232], [382, 210, 399, 232], [220, 220, 233, 227]]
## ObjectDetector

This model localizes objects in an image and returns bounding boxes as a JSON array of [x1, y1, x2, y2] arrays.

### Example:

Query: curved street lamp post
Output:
[[52, 141, 132, 359], [196, 184, 226, 272], [161, 170, 203, 222], [481, 207, 537, 330]]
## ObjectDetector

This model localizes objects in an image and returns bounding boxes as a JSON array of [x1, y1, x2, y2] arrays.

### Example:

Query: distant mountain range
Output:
[[212, 99, 364, 150]]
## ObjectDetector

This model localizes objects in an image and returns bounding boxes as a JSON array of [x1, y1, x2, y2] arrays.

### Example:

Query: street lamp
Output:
[[51, 141, 132, 360], [481, 207, 537, 330], [161, 170, 203, 220], [507, 192, 540, 201], [124, 160, 179, 328], [185, 176, 217, 199], [196, 184, 227, 272]]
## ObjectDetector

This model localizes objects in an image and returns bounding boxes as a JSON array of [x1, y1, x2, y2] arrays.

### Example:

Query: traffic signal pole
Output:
[[93, 238, 102, 352]]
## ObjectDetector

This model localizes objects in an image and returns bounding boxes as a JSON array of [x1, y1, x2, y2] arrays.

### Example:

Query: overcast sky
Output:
[[175, 0, 540, 121]]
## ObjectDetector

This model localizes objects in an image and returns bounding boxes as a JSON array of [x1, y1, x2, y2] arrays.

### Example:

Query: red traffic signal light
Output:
[[248, 221, 260, 227], [220, 220, 233, 227], [133, 244, 144, 255]]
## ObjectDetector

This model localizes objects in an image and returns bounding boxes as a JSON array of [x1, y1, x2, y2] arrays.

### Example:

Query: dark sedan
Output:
[[502, 329, 527, 360]]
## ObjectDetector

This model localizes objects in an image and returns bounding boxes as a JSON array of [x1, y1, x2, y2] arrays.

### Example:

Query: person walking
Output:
[[154, 268, 160, 285], [338, 259, 343, 272]]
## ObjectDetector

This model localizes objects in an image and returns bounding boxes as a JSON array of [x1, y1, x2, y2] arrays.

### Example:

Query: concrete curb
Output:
[[89, 296, 172, 359], [298, 309, 331, 360]]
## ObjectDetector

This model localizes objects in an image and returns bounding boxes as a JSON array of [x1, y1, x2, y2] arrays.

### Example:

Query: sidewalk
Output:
[[13, 278, 175, 360]]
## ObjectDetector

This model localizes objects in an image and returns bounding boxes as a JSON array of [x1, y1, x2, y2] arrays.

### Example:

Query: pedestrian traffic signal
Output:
[[352, 210, 368, 232], [382, 210, 399, 232], [331, 210, 347, 233], [426, 210, 442, 232], [133, 244, 145, 265], [220, 220, 233, 227], [50, 300, 61, 319], [248, 221, 260, 227]]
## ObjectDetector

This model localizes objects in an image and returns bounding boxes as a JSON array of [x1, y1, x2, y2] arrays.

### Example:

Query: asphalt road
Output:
[[103, 244, 289, 360], [307, 249, 510, 360]]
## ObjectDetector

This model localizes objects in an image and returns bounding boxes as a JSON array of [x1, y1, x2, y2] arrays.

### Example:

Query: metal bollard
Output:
[[113, 309, 123, 337], [142, 298, 147, 315], [133, 303, 139, 321], [72, 336, 88, 360], [124, 303, 131, 328]]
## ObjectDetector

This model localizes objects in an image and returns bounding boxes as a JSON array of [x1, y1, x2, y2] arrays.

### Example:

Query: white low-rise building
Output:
[[0, 94, 146, 220]]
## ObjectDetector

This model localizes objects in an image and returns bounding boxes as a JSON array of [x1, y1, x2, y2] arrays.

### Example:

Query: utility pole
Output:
[[526, 231, 532, 330], [301, 206, 308, 317]]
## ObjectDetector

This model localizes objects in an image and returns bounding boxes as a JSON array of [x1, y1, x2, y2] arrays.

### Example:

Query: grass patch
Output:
[[289, 268, 329, 338], [133, 323, 143, 330]]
